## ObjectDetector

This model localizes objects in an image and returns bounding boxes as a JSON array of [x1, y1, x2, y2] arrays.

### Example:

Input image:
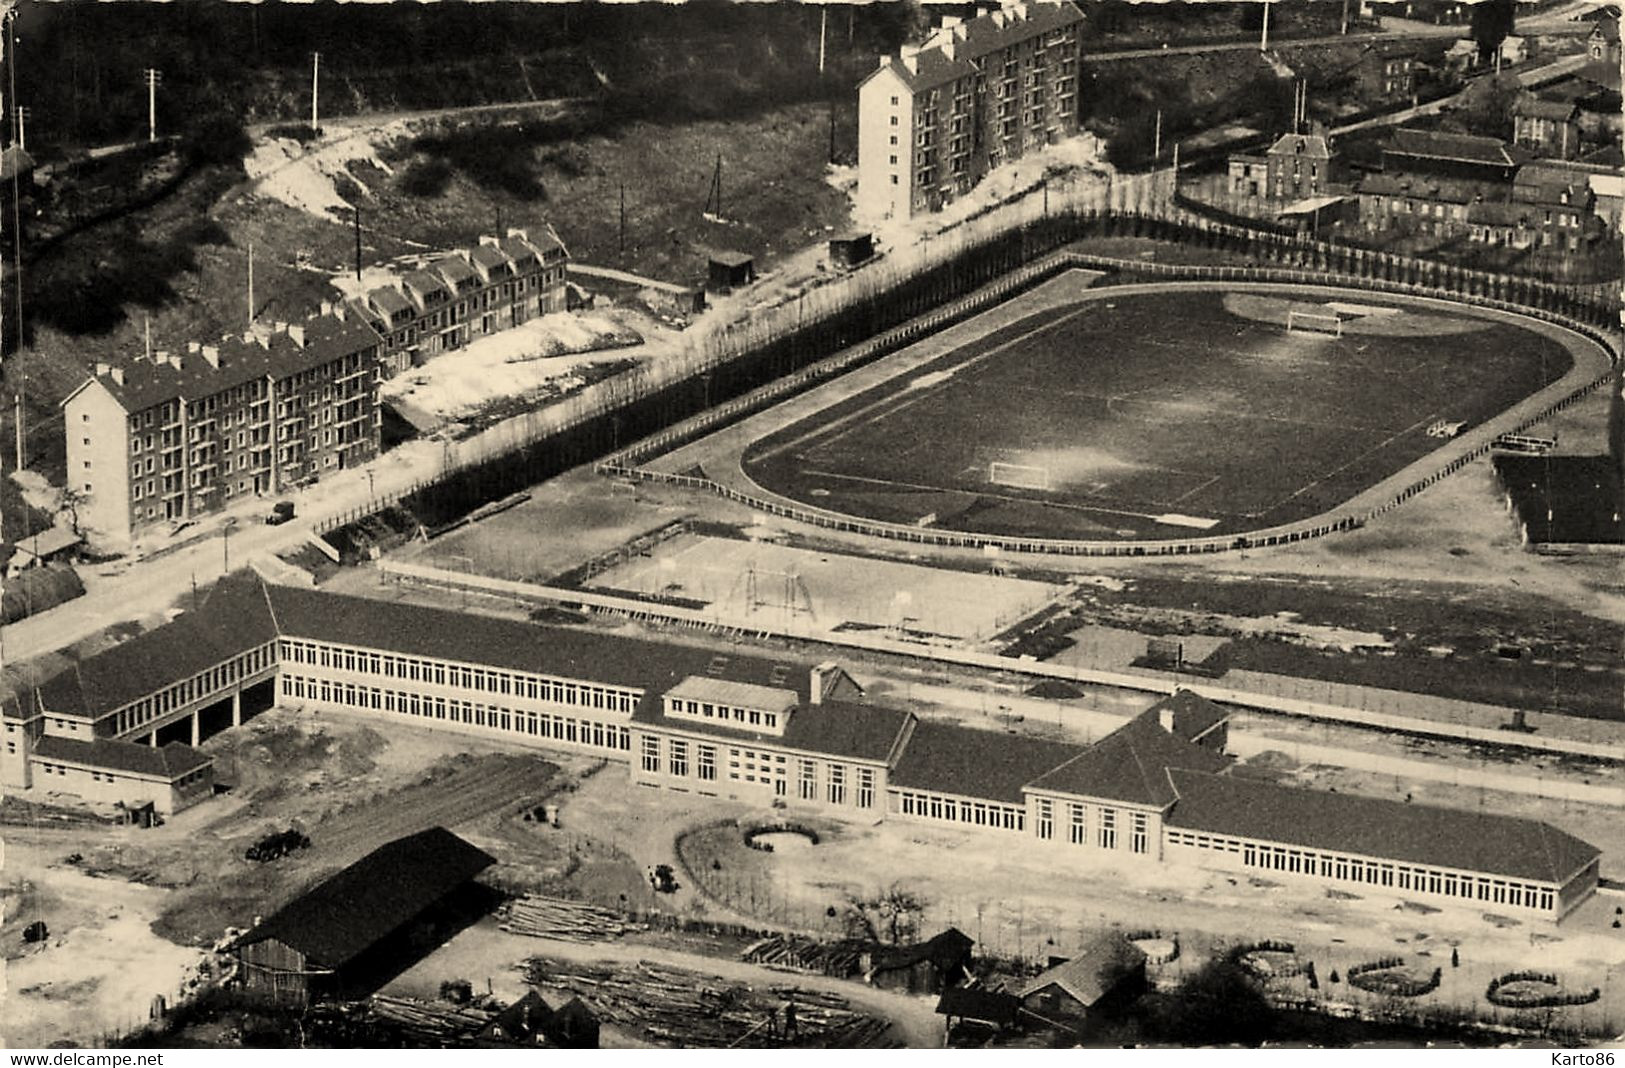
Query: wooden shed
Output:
[[828, 232, 875, 270], [233, 827, 496, 1005], [707, 251, 756, 291]]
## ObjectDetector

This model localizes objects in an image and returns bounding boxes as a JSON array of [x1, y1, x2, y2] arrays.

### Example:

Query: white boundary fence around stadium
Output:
[[596, 255, 1622, 559], [314, 162, 1618, 548]]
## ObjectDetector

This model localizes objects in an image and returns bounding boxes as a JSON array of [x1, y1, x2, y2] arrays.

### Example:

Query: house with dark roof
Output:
[[1587, 18, 1620, 66], [60, 314, 382, 549], [866, 927, 975, 994], [1512, 94, 1582, 159], [235, 827, 496, 1004], [856, 1, 1086, 220], [29, 735, 213, 815], [1017, 933, 1147, 1036], [1381, 128, 1529, 182]]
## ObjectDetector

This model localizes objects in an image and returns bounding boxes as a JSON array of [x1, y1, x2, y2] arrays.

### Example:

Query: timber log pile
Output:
[[367, 996, 494, 1043], [499, 895, 639, 941], [522, 957, 896, 1048], [740, 934, 867, 978]]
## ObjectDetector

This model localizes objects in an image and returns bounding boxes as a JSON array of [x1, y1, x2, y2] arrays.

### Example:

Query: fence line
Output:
[[601, 258, 1619, 559]]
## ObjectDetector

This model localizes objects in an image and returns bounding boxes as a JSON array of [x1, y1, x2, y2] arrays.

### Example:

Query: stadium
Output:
[[710, 277, 1610, 545]]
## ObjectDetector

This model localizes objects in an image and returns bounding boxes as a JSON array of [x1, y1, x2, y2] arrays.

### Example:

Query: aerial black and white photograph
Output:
[[0, 0, 1621, 1052]]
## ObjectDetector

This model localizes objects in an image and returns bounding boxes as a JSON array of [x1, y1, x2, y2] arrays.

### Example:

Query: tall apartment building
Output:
[[856, 1, 1086, 221], [62, 315, 383, 549], [345, 227, 570, 376]]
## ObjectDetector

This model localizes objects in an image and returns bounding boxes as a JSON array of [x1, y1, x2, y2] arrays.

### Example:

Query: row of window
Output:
[[1034, 798, 1150, 855], [33, 761, 207, 787], [665, 697, 783, 732], [895, 789, 1024, 832], [278, 638, 641, 714], [1164, 830, 1558, 912], [280, 673, 632, 753], [639, 732, 875, 808], [108, 643, 277, 737]]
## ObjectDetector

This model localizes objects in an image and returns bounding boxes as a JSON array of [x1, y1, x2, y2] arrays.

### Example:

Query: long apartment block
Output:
[[342, 226, 570, 376], [62, 316, 383, 549], [856, 0, 1085, 221]]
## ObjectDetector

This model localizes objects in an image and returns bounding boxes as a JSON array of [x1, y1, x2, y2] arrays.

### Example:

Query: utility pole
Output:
[[827, 99, 836, 164], [1153, 109, 1161, 161], [618, 181, 626, 255], [247, 241, 255, 330], [144, 315, 151, 362], [1341, 0, 1350, 35], [818, 5, 827, 76], [310, 51, 321, 135], [144, 68, 160, 142], [1260, 0, 1270, 52], [353, 207, 362, 281], [12, 104, 24, 152], [13, 391, 20, 472]]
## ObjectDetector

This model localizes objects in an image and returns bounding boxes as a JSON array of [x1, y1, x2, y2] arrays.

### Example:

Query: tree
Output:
[[1471, 0, 1516, 66], [57, 487, 89, 538], [843, 885, 926, 945], [1143, 960, 1275, 1047], [1443, 74, 1520, 139]]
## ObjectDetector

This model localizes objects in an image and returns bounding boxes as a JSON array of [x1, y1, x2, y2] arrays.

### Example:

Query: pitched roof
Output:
[[1165, 768, 1601, 884], [38, 574, 277, 722], [32, 734, 211, 780], [866, 1, 1084, 95], [1148, 690, 1229, 744], [401, 270, 450, 300], [632, 694, 913, 764], [1017, 933, 1146, 1006], [367, 286, 414, 317], [1267, 134, 1332, 160], [477, 990, 552, 1045], [432, 255, 478, 288], [71, 315, 379, 415], [666, 676, 799, 712], [236, 827, 495, 968], [890, 720, 1085, 804], [1357, 170, 1503, 204], [468, 245, 512, 274], [0, 145, 36, 181], [1023, 709, 1230, 807], [1512, 95, 1580, 120], [936, 987, 1022, 1027], [262, 580, 818, 709], [497, 236, 542, 266], [870, 927, 974, 976], [1385, 128, 1528, 168]]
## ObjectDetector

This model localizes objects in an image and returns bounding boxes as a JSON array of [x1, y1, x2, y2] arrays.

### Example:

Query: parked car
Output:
[[265, 500, 296, 525]]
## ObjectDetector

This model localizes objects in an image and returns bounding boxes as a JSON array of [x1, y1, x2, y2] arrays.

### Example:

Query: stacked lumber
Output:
[[499, 895, 636, 942], [740, 935, 867, 978], [522, 956, 896, 1048], [368, 996, 492, 1043]]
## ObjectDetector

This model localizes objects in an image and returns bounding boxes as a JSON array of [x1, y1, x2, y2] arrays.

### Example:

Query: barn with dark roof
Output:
[[235, 827, 497, 1005]]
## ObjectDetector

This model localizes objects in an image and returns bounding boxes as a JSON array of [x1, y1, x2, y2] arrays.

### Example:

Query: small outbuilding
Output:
[[936, 986, 1024, 1038], [828, 232, 875, 270], [707, 251, 756, 291], [1016, 932, 1148, 1037], [865, 927, 975, 994]]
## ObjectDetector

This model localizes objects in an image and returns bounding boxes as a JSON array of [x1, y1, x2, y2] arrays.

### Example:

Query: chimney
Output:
[[287, 324, 306, 348], [942, 40, 956, 61], [200, 345, 220, 369], [110, 367, 126, 386], [1158, 699, 1178, 735], [319, 300, 333, 317], [187, 341, 201, 355], [480, 234, 500, 248], [809, 661, 839, 706], [506, 227, 529, 241], [95, 361, 111, 378], [902, 53, 919, 74]]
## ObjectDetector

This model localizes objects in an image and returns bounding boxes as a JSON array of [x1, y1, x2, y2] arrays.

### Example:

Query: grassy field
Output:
[[741, 287, 1575, 540]]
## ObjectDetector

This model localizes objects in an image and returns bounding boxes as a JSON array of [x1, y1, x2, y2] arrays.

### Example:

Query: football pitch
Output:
[[740, 288, 1576, 540]]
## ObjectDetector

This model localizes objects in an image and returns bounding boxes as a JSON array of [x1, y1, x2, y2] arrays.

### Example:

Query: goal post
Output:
[[989, 461, 1051, 490], [1286, 309, 1344, 338]]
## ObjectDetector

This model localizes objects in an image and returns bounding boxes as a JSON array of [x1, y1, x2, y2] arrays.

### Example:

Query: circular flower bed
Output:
[[1230, 940, 1303, 980], [1347, 958, 1441, 998], [742, 822, 821, 854], [1124, 929, 1179, 966], [1487, 971, 1600, 1009]]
